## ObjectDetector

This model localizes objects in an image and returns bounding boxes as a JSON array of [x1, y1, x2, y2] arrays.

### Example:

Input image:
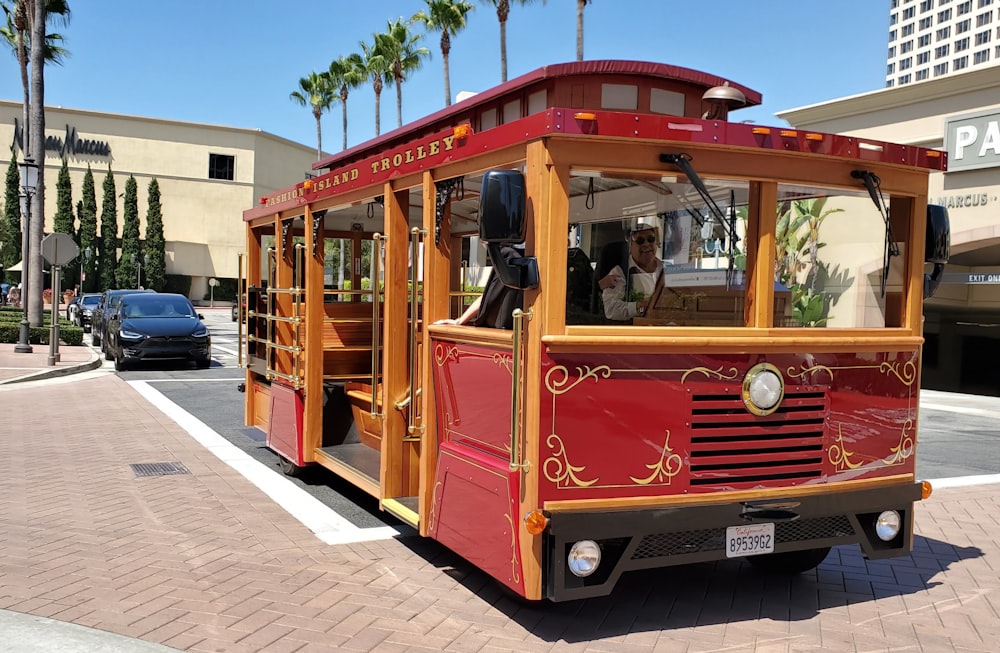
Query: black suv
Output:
[[91, 289, 155, 349]]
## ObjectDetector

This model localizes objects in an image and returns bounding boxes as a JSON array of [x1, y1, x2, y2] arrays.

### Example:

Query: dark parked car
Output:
[[91, 288, 155, 348], [72, 293, 102, 332], [104, 293, 212, 371]]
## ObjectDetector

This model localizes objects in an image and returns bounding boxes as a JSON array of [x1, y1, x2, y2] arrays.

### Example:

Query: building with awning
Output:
[[1, 101, 319, 302]]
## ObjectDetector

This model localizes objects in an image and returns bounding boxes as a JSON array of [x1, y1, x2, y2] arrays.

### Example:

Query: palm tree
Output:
[[479, 0, 543, 82], [327, 53, 365, 151], [576, 0, 591, 61], [413, 0, 474, 107], [1, 0, 70, 325], [290, 72, 335, 160], [377, 17, 430, 129], [359, 38, 391, 137]]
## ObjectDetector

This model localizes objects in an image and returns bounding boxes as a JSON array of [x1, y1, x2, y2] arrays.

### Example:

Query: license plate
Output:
[[725, 522, 775, 558]]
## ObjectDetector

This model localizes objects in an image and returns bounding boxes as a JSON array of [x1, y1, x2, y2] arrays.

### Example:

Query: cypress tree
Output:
[[2, 154, 21, 282], [78, 166, 98, 293], [117, 175, 141, 288], [144, 178, 166, 292], [98, 167, 118, 290], [53, 159, 77, 289]]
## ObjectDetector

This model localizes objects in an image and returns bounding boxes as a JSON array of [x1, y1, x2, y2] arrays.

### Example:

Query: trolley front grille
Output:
[[687, 390, 827, 487]]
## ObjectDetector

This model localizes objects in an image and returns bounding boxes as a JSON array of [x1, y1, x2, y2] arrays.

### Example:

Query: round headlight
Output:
[[567, 540, 601, 578], [875, 510, 902, 541], [742, 363, 784, 415]]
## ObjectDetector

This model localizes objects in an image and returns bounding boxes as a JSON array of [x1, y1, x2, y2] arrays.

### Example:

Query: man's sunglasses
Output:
[[631, 235, 657, 245]]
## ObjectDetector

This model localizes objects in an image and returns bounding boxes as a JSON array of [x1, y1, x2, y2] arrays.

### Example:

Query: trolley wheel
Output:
[[278, 457, 306, 477], [744, 547, 831, 574]]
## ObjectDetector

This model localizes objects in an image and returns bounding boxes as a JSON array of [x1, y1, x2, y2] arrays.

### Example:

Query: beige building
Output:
[[0, 101, 318, 301], [778, 65, 1000, 395]]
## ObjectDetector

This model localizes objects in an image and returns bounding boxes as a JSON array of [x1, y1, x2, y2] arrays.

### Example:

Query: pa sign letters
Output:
[[946, 110, 1000, 172]]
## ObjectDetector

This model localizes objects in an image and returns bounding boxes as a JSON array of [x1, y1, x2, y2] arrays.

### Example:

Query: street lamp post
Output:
[[132, 252, 147, 288], [14, 157, 38, 354], [83, 246, 92, 293]]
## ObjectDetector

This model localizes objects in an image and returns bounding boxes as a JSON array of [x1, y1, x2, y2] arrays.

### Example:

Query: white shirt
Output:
[[600, 255, 662, 321]]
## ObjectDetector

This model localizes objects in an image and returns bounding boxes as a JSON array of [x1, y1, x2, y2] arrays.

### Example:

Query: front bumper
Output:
[[121, 336, 211, 362], [544, 482, 922, 601]]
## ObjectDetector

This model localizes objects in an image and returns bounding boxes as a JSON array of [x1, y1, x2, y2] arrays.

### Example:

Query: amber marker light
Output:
[[921, 480, 933, 500], [779, 130, 798, 137], [524, 509, 549, 535], [453, 123, 473, 139], [805, 133, 823, 141], [751, 127, 771, 135], [303, 179, 314, 191], [573, 112, 597, 121], [926, 150, 942, 157]]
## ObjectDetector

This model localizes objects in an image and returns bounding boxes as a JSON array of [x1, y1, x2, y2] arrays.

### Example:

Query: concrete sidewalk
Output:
[[0, 339, 101, 384], [0, 339, 998, 652]]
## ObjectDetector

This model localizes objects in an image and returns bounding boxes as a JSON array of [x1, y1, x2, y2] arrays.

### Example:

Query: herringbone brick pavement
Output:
[[0, 374, 997, 652]]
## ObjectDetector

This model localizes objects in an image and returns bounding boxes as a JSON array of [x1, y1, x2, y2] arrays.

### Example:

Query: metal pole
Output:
[[48, 264, 61, 365], [14, 189, 33, 354]]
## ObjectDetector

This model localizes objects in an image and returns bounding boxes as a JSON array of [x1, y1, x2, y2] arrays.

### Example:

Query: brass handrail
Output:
[[370, 234, 384, 418], [237, 252, 244, 368], [404, 227, 426, 435], [509, 308, 532, 472]]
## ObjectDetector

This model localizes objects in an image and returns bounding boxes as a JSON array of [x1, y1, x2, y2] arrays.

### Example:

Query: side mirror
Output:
[[478, 170, 538, 290], [198, 313, 205, 320], [924, 204, 950, 299]]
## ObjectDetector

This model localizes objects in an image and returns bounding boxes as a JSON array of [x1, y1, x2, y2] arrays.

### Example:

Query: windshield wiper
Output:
[[852, 169, 898, 296]]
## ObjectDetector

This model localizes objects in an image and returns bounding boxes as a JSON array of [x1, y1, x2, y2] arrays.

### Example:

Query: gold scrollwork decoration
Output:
[[434, 344, 459, 366], [829, 424, 863, 471], [428, 481, 442, 531], [679, 366, 740, 383], [886, 419, 915, 465], [880, 361, 917, 387], [493, 352, 513, 374], [504, 513, 521, 583], [786, 364, 834, 383], [543, 433, 597, 487], [630, 431, 684, 485], [544, 364, 612, 395]]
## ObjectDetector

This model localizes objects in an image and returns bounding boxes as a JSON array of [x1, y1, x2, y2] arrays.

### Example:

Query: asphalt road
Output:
[[102, 309, 1000, 533]]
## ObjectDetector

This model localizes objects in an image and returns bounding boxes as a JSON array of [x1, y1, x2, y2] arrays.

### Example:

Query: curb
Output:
[[0, 350, 103, 385]]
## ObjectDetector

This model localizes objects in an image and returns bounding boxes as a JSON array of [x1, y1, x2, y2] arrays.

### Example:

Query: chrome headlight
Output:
[[742, 362, 784, 416], [567, 540, 601, 578], [192, 326, 209, 338], [875, 510, 902, 541]]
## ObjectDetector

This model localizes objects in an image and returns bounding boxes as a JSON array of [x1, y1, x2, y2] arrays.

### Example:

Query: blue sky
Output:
[[1, 1, 890, 153]]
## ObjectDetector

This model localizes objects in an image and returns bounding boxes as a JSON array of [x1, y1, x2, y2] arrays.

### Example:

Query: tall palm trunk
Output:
[[313, 107, 322, 160], [340, 87, 349, 150], [499, 12, 509, 82], [28, 0, 47, 327], [373, 78, 383, 137], [576, 0, 585, 61], [441, 31, 452, 106]]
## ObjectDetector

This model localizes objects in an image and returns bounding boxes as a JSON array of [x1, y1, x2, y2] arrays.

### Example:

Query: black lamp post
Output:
[[83, 246, 92, 293], [132, 252, 148, 288], [14, 157, 38, 354]]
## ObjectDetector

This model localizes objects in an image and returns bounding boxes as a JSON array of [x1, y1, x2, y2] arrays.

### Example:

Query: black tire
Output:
[[113, 352, 128, 372], [278, 457, 306, 477], [104, 341, 114, 361], [744, 547, 831, 574], [92, 330, 101, 347], [196, 359, 211, 369]]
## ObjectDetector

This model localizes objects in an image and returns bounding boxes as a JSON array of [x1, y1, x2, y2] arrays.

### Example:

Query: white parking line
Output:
[[129, 380, 403, 545]]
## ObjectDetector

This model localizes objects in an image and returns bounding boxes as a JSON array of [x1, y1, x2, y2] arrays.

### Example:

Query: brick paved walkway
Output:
[[0, 372, 998, 652]]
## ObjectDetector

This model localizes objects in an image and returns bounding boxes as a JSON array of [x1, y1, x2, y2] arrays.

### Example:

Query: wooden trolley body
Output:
[[239, 61, 946, 600]]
